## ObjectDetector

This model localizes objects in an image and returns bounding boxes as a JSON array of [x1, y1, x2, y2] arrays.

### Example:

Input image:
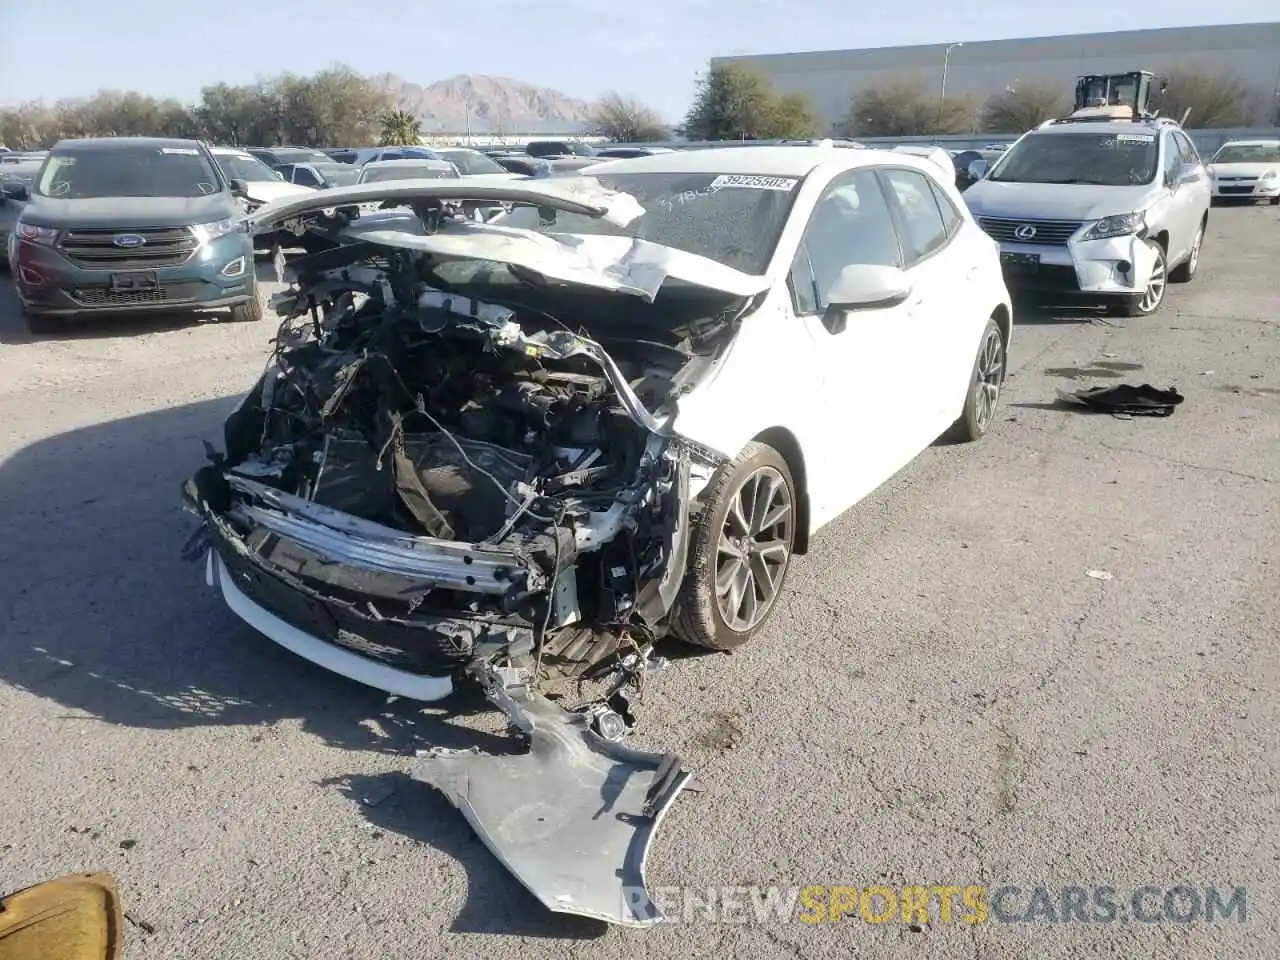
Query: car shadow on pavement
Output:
[[1013, 299, 1112, 325], [0, 261, 279, 345], [0, 395, 508, 756], [321, 772, 609, 941]]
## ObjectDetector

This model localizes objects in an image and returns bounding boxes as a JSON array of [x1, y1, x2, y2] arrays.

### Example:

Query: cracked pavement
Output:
[[0, 204, 1277, 959]]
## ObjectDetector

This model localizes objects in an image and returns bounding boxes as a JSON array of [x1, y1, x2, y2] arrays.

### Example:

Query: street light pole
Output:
[[941, 42, 964, 101]]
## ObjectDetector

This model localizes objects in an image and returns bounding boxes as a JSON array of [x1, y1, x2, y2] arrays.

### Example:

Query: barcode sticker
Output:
[[708, 175, 800, 191]]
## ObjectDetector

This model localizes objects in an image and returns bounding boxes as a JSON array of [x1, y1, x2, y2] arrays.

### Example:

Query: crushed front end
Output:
[[184, 237, 724, 710]]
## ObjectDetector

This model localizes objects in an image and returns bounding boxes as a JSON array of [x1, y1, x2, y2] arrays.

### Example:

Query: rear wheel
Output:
[[1169, 220, 1204, 284], [672, 441, 797, 651], [1109, 241, 1167, 317], [946, 317, 1006, 442]]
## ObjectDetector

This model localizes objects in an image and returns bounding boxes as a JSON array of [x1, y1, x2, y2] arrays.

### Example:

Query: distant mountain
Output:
[[372, 73, 596, 134]]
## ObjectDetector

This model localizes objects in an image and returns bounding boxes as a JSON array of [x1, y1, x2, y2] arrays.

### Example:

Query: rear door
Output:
[[878, 166, 981, 434]]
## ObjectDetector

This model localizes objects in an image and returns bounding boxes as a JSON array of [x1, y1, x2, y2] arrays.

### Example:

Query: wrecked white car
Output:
[[182, 150, 1013, 925]]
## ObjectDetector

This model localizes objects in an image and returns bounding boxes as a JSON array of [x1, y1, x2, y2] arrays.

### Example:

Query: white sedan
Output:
[[194, 146, 1013, 700], [1206, 139, 1280, 204]]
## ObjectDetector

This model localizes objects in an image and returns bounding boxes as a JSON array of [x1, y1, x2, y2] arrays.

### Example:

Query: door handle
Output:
[[907, 298, 926, 316], [966, 264, 981, 279]]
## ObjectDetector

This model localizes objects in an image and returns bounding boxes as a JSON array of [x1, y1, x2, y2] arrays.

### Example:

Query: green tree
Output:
[[837, 75, 974, 137], [588, 91, 668, 142], [684, 63, 818, 141], [380, 109, 422, 146], [980, 83, 1069, 133]]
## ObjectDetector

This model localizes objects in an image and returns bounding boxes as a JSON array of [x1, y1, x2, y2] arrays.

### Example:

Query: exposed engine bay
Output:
[[184, 231, 744, 724]]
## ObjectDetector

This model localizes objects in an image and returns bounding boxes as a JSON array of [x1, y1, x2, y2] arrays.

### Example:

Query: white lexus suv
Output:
[[963, 115, 1211, 317]]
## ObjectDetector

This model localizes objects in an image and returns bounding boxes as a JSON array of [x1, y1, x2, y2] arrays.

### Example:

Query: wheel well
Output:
[[1152, 230, 1170, 253], [752, 427, 811, 555], [992, 303, 1011, 346]]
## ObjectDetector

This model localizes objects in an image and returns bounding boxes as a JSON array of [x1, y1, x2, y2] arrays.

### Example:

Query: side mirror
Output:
[[967, 159, 989, 181], [228, 178, 249, 197], [2, 182, 29, 202], [1176, 163, 1201, 185], [822, 265, 914, 334]]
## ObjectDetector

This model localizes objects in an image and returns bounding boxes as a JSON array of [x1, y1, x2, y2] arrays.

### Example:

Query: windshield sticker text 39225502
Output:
[[708, 175, 800, 191]]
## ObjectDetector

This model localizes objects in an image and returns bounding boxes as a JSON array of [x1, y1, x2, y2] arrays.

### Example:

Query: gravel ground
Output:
[[1, 204, 1277, 959]]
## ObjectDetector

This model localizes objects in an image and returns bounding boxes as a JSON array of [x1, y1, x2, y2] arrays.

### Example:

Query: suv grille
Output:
[[58, 226, 198, 269], [979, 217, 1083, 246]]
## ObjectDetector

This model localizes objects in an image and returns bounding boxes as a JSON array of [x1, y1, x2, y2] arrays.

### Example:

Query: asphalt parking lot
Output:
[[1, 204, 1277, 959]]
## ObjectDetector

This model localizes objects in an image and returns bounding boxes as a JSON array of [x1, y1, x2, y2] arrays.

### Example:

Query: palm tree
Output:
[[379, 109, 422, 146]]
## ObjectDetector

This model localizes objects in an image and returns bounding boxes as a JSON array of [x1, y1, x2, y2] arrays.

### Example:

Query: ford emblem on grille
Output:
[[1013, 224, 1038, 240], [113, 234, 146, 247]]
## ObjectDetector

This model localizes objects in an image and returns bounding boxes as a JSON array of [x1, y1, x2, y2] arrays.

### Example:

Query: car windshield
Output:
[[217, 153, 283, 182], [1212, 143, 1280, 164], [987, 132, 1158, 186], [36, 144, 222, 199], [312, 163, 360, 186], [359, 163, 458, 184], [439, 150, 507, 175], [494, 171, 802, 274]]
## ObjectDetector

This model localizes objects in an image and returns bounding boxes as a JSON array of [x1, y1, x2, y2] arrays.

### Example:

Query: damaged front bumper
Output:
[[414, 665, 693, 927]]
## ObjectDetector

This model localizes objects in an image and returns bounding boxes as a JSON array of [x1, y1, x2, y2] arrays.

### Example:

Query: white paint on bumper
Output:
[[208, 551, 455, 701]]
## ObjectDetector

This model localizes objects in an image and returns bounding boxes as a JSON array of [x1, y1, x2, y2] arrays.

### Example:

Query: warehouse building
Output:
[[713, 22, 1280, 131]]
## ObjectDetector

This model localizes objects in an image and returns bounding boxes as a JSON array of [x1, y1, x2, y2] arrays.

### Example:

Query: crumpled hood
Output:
[[21, 192, 238, 229], [254, 178, 771, 301], [1207, 162, 1279, 178], [964, 180, 1153, 222]]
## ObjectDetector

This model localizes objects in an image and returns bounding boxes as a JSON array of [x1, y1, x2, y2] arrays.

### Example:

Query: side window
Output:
[[296, 168, 320, 187], [881, 168, 949, 265], [381, 150, 403, 162], [787, 168, 902, 317], [927, 178, 963, 238], [1174, 131, 1200, 166], [1161, 135, 1181, 184]]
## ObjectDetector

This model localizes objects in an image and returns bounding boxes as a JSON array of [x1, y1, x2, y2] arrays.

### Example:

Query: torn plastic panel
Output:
[[413, 664, 693, 927]]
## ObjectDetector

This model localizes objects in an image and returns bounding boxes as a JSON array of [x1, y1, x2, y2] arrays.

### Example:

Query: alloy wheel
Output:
[[715, 466, 794, 633], [1139, 247, 1167, 313], [973, 327, 1006, 432], [1188, 226, 1203, 275]]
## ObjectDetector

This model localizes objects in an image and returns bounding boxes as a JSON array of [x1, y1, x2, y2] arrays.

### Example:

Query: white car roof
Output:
[[586, 145, 946, 181], [211, 147, 253, 157], [1217, 138, 1280, 147]]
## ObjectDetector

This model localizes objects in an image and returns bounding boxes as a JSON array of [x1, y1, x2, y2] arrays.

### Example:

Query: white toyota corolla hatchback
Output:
[[185, 145, 1014, 702]]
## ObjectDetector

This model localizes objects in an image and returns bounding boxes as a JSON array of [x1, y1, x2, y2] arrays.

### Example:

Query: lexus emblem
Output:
[[1013, 224, 1037, 240]]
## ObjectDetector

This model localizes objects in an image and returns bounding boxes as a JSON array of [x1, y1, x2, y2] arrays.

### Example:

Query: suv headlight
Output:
[[16, 221, 58, 246], [1081, 212, 1145, 242], [191, 218, 241, 244], [1260, 170, 1278, 181]]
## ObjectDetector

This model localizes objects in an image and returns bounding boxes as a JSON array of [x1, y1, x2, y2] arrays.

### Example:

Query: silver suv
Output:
[[963, 116, 1211, 316]]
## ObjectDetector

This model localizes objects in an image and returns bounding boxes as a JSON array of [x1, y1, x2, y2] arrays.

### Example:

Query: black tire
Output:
[[229, 290, 265, 323], [946, 317, 1006, 443], [22, 308, 61, 335], [1169, 219, 1205, 284], [672, 441, 797, 651], [1109, 241, 1167, 317], [1270, 196, 1280, 206]]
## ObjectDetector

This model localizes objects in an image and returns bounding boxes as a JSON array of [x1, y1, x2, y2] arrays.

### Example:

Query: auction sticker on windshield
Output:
[[1114, 134, 1155, 143], [708, 175, 799, 191]]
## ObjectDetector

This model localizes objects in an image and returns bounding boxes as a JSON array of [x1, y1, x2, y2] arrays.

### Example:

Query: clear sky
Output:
[[1, 0, 1274, 119]]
